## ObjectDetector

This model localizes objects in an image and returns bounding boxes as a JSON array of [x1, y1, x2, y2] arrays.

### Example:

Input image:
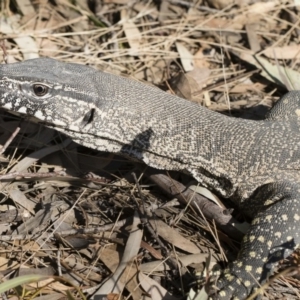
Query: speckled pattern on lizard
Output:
[[1, 58, 300, 299]]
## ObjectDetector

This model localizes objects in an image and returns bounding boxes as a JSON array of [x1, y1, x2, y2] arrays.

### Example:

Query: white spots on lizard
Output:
[[274, 232, 281, 238], [249, 251, 256, 258], [261, 257, 267, 263], [281, 214, 288, 221], [294, 213, 300, 221], [245, 265, 252, 272], [265, 215, 272, 222], [63, 86, 97, 98], [257, 236, 265, 243], [295, 109, 300, 116], [52, 119, 67, 127], [244, 280, 251, 287], [252, 217, 260, 224], [2, 102, 12, 110], [249, 235, 255, 243], [224, 274, 234, 282], [264, 199, 274, 206], [53, 84, 63, 90], [69, 123, 81, 132], [61, 93, 81, 103], [34, 110, 45, 120], [219, 291, 227, 297], [17, 106, 27, 114]]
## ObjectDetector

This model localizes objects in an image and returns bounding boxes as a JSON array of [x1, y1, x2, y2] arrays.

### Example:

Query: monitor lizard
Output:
[[0, 58, 300, 299]]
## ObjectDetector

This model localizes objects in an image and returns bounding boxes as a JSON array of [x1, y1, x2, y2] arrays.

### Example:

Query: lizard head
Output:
[[0, 58, 102, 132], [0, 57, 169, 156]]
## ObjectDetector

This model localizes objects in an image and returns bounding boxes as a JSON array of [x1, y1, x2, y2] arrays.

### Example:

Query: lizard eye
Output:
[[32, 84, 49, 97]]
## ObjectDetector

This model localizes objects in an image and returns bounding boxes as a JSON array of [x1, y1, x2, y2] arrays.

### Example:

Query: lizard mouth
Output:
[[0, 107, 96, 142], [0, 107, 58, 130]]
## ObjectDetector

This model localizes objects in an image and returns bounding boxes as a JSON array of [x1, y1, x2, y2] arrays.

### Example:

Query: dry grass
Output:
[[0, 0, 300, 299]]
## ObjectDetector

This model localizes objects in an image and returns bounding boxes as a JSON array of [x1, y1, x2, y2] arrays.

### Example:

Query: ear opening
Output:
[[82, 108, 95, 126]]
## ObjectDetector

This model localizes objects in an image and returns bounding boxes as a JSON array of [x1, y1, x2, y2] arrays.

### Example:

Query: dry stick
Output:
[[0, 218, 131, 242], [193, 69, 259, 96], [131, 172, 180, 276], [0, 170, 66, 180], [169, 0, 219, 12], [131, 174, 165, 251], [0, 40, 8, 64], [143, 167, 244, 241], [0, 126, 21, 154]]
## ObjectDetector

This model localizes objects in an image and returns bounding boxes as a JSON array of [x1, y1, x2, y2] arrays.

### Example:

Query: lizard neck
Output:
[[61, 91, 254, 196]]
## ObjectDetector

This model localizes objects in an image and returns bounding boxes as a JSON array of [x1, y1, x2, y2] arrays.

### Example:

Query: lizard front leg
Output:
[[212, 182, 300, 299]]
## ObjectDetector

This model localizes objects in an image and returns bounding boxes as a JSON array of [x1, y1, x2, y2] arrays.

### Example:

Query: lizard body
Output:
[[1, 58, 300, 298]]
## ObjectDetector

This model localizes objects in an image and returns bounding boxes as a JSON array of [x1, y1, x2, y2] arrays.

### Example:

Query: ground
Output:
[[0, 0, 299, 299]]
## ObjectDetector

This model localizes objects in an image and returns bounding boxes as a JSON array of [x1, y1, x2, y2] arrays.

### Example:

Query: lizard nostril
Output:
[[33, 84, 49, 97]]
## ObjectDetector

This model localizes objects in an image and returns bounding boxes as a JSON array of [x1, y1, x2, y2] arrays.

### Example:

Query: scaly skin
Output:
[[1, 58, 300, 298]]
